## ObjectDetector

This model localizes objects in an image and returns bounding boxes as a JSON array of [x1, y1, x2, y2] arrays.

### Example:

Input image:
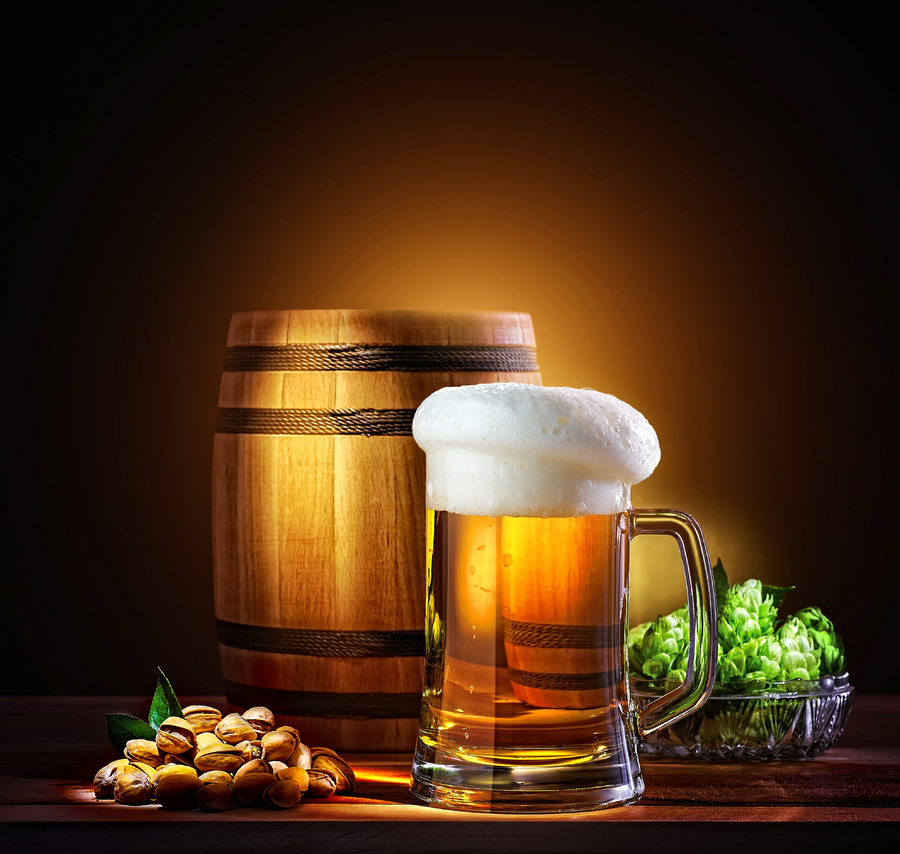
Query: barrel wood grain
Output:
[[213, 310, 541, 751]]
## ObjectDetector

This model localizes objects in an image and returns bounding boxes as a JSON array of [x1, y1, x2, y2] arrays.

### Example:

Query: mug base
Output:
[[410, 753, 645, 814]]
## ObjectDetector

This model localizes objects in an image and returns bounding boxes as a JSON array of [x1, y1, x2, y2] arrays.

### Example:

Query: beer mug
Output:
[[409, 383, 717, 813]]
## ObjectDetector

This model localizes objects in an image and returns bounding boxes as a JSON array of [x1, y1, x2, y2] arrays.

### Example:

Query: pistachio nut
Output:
[[131, 761, 159, 778], [124, 739, 162, 768], [194, 743, 244, 774], [242, 706, 275, 736], [305, 768, 338, 798], [260, 730, 296, 763], [233, 758, 272, 781], [197, 781, 235, 812], [215, 713, 256, 745], [199, 770, 233, 787], [288, 741, 312, 770], [153, 764, 198, 790], [262, 779, 302, 810], [155, 771, 204, 810], [156, 716, 197, 755], [274, 726, 311, 768], [232, 772, 277, 806], [236, 739, 263, 763], [276, 766, 309, 793], [163, 751, 196, 767], [182, 704, 223, 734], [269, 761, 288, 775], [311, 748, 356, 794], [93, 758, 130, 799], [113, 764, 153, 805], [196, 731, 226, 749]]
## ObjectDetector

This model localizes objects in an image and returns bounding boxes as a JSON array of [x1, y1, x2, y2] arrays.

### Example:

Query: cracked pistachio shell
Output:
[[276, 767, 309, 792], [260, 730, 296, 763], [113, 764, 153, 805], [215, 713, 256, 745], [197, 781, 235, 812], [131, 761, 158, 778], [242, 706, 275, 736], [236, 739, 263, 763], [196, 731, 226, 749], [93, 758, 130, 799], [274, 726, 311, 768], [163, 750, 196, 767], [311, 749, 356, 794], [182, 705, 223, 734], [194, 743, 244, 774], [233, 772, 277, 806], [269, 761, 288, 775], [234, 758, 272, 781], [155, 771, 203, 810], [262, 779, 302, 810], [156, 717, 196, 755], [305, 769, 338, 798], [199, 770, 233, 787], [276, 726, 302, 749], [124, 739, 162, 768]]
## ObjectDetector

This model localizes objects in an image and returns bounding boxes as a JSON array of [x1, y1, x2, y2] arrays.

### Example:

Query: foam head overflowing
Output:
[[412, 383, 660, 517]]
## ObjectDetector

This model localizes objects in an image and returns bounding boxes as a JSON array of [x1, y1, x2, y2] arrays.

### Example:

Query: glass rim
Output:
[[629, 670, 852, 700]]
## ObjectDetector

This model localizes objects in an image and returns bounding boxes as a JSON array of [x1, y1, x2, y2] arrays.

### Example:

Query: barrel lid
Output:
[[226, 310, 536, 347]]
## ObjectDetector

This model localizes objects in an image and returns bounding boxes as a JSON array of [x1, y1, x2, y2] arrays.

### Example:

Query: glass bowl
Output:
[[630, 672, 855, 760]]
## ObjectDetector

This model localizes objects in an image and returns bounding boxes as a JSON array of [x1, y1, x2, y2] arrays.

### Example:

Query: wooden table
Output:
[[2, 695, 897, 853]]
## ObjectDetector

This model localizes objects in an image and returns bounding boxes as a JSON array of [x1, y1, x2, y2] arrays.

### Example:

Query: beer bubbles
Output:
[[412, 383, 661, 518]]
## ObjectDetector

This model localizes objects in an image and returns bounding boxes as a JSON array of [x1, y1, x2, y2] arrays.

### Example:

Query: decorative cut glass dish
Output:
[[630, 672, 854, 760]]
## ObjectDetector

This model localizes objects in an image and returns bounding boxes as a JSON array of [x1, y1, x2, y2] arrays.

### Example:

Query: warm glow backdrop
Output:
[[2, 2, 897, 694]]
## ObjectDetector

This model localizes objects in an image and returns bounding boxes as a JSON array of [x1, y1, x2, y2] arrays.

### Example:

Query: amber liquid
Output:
[[410, 510, 643, 813]]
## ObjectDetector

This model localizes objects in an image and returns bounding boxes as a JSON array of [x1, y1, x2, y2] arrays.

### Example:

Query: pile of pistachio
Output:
[[93, 704, 355, 810]]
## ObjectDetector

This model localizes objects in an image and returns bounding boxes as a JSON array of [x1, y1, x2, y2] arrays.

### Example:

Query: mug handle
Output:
[[630, 509, 718, 737]]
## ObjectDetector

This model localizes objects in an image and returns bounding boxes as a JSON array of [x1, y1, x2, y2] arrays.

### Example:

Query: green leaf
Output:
[[148, 667, 183, 730], [761, 584, 793, 612], [712, 558, 729, 619], [107, 714, 157, 752]]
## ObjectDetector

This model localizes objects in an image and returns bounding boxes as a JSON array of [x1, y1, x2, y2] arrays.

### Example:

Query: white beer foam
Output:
[[412, 383, 661, 517]]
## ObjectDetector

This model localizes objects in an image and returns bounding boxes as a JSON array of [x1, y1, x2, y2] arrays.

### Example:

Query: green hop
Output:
[[627, 607, 690, 681], [627, 561, 845, 693], [718, 579, 779, 652], [792, 607, 845, 675]]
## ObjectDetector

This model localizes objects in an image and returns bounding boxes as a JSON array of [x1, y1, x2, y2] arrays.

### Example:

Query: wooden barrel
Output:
[[212, 309, 541, 751]]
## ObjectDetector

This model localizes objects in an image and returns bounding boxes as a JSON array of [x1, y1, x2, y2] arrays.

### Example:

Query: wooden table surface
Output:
[[1, 695, 897, 853]]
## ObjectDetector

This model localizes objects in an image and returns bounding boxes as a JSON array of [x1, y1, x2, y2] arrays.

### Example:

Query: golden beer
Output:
[[412, 509, 640, 810]]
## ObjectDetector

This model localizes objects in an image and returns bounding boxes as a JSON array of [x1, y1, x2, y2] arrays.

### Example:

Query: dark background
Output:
[[2, 1, 897, 697]]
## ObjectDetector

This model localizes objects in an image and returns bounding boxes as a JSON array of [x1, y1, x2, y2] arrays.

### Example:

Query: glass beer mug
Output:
[[409, 383, 717, 813]]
